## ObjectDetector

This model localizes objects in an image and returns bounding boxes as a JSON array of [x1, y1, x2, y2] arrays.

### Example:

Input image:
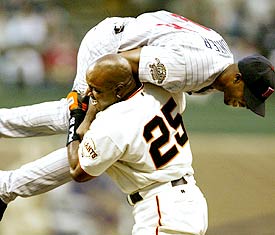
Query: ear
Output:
[[114, 83, 124, 99]]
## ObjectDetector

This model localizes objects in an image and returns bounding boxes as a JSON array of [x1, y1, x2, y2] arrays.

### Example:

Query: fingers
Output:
[[76, 120, 90, 140]]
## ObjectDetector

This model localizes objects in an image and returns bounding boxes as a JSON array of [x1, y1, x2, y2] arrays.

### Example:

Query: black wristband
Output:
[[66, 110, 86, 146]]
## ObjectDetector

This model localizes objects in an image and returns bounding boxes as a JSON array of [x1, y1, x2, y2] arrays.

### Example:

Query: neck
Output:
[[212, 64, 236, 91], [122, 80, 143, 100]]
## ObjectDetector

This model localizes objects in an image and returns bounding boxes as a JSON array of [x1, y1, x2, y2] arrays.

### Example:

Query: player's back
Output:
[[120, 10, 231, 52]]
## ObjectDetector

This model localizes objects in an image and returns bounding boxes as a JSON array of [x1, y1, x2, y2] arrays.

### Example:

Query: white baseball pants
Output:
[[0, 99, 73, 203], [0, 148, 71, 204], [131, 181, 208, 235]]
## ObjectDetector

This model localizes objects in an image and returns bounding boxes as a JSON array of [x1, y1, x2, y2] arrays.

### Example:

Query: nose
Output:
[[87, 88, 95, 99], [86, 88, 97, 104], [84, 87, 90, 96], [86, 87, 93, 96]]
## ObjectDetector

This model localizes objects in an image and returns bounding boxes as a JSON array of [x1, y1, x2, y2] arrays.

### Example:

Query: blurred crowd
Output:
[[0, 0, 77, 87], [0, 0, 275, 89], [0, 0, 275, 88], [0, 0, 275, 235], [162, 0, 275, 62]]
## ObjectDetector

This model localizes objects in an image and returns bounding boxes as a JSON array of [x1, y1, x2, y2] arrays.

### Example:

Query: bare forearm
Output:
[[67, 141, 94, 182], [67, 141, 80, 171], [120, 48, 141, 75], [66, 91, 95, 182], [76, 104, 98, 140]]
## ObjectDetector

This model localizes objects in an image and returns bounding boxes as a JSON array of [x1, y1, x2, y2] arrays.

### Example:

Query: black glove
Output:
[[66, 91, 89, 146]]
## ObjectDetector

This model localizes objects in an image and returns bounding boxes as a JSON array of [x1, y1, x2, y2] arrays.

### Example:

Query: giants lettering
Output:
[[84, 141, 98, 159]]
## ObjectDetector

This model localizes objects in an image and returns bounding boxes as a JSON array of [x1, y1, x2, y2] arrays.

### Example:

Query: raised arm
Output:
[[119, 48, 141, 75], [66, 91, 96, 182]]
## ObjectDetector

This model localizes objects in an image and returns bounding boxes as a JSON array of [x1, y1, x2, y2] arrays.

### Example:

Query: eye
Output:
[[93, 88, 102, 94], [89, 85, 101, 94], [233, 74, 242, 84]]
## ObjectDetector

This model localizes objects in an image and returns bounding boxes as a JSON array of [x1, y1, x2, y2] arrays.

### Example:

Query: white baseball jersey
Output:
[[73, 10, 234, 94], [78, 84, 192, 194], [78, 84, 208, 235]]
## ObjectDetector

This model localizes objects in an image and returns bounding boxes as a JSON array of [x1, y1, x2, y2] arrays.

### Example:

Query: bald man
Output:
[[67, 54, 208, 235]]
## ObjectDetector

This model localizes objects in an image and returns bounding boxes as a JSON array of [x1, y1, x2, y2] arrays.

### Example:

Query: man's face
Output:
[[223, 75, 246, 108], [86, 76, 118, 111]]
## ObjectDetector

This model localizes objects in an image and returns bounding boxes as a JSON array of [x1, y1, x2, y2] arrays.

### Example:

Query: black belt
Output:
[[129, 177, 187, 205]]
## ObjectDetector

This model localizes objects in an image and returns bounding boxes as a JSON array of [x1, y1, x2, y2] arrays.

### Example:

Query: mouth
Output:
[[91, 98, 98, 105], [224, 99, 246, 108]]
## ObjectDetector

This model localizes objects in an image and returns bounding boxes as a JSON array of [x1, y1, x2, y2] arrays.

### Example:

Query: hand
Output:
[[76, 121, 90, 140], [76, 105, 98, 140], [66, 91, 90, 146], [67, 90, 89, 113]]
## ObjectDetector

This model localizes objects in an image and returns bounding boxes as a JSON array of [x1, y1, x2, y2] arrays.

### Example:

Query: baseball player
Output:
[[67, 53, 208, 235], [0, 10, 275, 220]]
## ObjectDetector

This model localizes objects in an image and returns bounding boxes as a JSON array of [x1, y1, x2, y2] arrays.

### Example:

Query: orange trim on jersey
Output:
[[125, 84, 144, 100], [155, 195, 162, 235]]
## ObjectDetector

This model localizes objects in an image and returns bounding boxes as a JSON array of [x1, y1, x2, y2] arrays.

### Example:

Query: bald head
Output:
[[87, 54, 133, 89], [86, 54, 138, 111]]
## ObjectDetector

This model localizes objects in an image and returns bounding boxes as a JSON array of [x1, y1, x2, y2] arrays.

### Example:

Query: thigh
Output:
[[131, 195, 160, 235]]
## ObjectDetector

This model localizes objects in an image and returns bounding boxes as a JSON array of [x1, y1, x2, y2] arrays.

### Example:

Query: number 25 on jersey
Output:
[[143, 97, 188, 169]]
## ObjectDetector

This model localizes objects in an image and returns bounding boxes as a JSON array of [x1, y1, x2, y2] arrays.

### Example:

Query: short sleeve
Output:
[[78, 129, 122, 176], [139, 46, 187, 93]]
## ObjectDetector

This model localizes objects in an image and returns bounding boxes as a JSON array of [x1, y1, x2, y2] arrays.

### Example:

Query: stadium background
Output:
[[0, 0, 274, 234]]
